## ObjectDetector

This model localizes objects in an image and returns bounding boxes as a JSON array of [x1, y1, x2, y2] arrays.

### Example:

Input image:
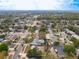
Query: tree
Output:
[[74, 40, 79, 48], [0, 35, 5, 38], [70, 37, 77, 43], [39, 25, 46, 32], [28, 26, 35, 33], [27, 48, 42, 58], [77, 56, 79, 59], [0, 43, 8, 52], [70, 37, 79, 48], [1, 19, 14, 32], [53, 41, 60, 46], [24, 25, 28, 30], [64, 45, 76, 55]]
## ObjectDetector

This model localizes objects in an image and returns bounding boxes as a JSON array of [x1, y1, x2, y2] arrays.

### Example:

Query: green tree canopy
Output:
[[27, 48, 42, 58], [74, 40, 79, 48], [0, 35, 5, 38], [24, 25, 28, 30], [0, 43, 8, 52], [77, 56, 79, 59], [28, 26, 35, 33], [39, 25, 46, 32], [70, 37, 79, 48], [53, 41, 60, 46], [64, 45, 76, 55]]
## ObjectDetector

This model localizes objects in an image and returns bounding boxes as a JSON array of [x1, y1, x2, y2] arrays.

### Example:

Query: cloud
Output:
[[0, 0, 79, 10]]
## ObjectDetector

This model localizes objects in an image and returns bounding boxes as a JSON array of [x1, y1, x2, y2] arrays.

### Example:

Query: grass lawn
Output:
[[0, 52, 5, 59], [41, 50, 58, 59], [65, 55, 77, 59]]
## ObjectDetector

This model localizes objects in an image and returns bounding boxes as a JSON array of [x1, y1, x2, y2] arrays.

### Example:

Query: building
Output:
[[76, 48, 79, 56]]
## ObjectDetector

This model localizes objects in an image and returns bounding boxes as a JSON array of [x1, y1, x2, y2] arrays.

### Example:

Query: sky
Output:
[[0, 0, 79, 10]]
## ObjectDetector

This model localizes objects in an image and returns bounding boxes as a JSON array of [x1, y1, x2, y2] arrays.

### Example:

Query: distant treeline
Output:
[[37, 14, 79, 20], [0, 13, 79, 20]]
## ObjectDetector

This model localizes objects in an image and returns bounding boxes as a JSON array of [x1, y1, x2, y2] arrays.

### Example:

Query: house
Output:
[[53, 45, 65, 58], [76, 48, 79, 56], [31, 38, 44, 46], [72, 34, 79, 40], [0, 38, 4, 42]]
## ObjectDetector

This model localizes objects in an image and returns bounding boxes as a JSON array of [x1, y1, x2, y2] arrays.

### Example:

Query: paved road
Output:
[[12, 40, 23, 59], [53, 45, 64, 58], [47, 27, 58, 42]]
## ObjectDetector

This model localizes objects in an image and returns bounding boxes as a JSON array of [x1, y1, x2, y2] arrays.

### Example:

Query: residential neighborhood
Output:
[[0, 12, 79, 59]]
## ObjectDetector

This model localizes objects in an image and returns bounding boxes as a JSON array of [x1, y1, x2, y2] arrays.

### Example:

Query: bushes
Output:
[[70, 37, 79, 48], [53, 41, 60, 46], [28, 26, 36, 33], [77, 56, 79, 59], [0, 43, 8, 52], [73, 40, 79, 48], [0, 35, 5, 38], [27, 48, 42, 58], [0, 43, 8, 59], [64, 45, 76, 55]]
